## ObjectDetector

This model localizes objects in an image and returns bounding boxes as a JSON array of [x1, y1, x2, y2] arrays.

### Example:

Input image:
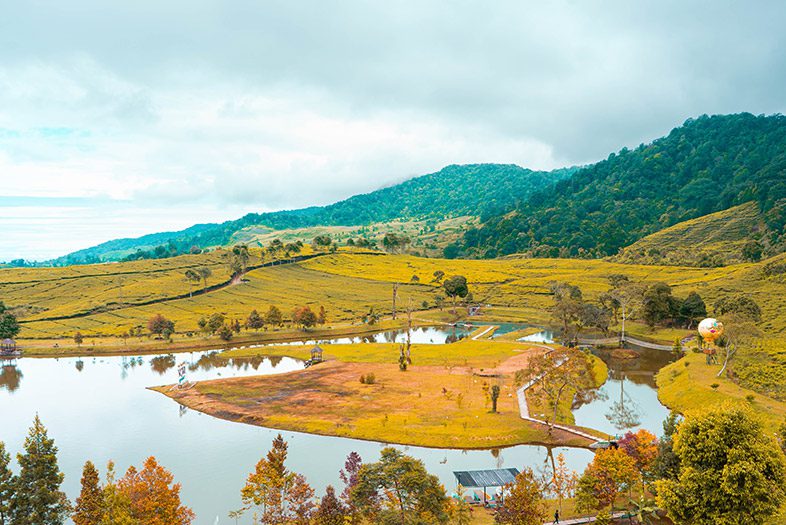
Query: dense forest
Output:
[[455, 113, 786, 259], [52, 164, 573, 264]]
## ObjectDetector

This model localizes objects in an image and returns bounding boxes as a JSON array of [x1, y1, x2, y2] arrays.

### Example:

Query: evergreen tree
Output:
[[99, 462, 134, 525], [314, 486, 345, 525], [652, 412, 681, 481], [11, 416, 70, 525], [246, 309, 264, 330], [73, 461, 103, 525], [0, 442, 15, 525], [351, 447, 450, 524]]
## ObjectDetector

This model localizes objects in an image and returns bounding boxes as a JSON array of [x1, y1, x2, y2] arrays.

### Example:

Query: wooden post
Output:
[[392, 283, 398, 320]]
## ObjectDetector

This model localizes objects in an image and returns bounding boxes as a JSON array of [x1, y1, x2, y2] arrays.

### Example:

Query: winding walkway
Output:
[[514, 352, 602, 443], [577, 335, 674, 351]]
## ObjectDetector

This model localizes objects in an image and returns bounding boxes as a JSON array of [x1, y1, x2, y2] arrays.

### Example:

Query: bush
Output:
[[710, 383, 719, 389], [360, 373, 376, 385]]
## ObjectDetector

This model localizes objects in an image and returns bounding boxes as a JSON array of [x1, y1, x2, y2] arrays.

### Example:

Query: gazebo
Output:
[[1, 338, 18, 356], [453, 468, 519, 506], [310, 345, 324, 363]]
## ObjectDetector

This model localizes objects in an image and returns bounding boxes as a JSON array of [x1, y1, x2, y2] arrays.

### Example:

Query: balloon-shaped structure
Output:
[[698, 318, 724, 342]]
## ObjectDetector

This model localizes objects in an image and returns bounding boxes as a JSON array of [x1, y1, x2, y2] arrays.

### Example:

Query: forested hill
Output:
[[54, 164, 573, 264], [456, 113, 786, 259]]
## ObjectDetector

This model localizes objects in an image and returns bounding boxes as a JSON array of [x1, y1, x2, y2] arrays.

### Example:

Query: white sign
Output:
[[178, 363, 187, 385]]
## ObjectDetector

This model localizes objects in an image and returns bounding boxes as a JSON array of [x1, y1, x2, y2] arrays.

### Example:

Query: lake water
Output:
[[2, 327, 604, 525], [573, 346, 674, 437]]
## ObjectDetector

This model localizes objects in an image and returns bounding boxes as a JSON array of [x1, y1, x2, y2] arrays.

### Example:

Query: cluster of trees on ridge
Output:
[[548, 274, 762, 353], [453, 113, 786, 260], [4, 408, 786, 525]]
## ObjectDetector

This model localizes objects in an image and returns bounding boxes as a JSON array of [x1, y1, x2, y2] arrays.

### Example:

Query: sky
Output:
[[1, 1, 786, 261]]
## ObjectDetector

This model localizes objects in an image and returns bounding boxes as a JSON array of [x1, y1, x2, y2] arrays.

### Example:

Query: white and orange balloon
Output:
[[698, 318, 724, 343]]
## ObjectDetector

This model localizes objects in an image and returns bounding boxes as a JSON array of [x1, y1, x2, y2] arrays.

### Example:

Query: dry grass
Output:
[[154, 338, 608, 448]]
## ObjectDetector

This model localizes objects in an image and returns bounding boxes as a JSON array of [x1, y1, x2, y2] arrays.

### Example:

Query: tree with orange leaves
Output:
[[618, 429, 658, 487], [576, 448, 637, 513], [117, 456, 194, 525], [241, 434, 316, 524]]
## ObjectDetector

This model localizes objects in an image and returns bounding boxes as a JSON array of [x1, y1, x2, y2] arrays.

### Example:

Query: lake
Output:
[[0, 327, 671, 524]]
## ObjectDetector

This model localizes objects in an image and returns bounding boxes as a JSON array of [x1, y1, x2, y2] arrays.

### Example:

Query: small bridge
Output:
[[577, 336, 674, 352]]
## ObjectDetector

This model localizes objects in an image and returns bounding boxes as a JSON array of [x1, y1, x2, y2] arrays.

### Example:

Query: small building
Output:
[[453, 468, 519, 506], [1, 338, 18, 356], [310, 345, 323, 363]]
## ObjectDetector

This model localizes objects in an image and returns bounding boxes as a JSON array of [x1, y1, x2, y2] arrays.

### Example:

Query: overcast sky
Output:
[[2, 1, 785, 260]]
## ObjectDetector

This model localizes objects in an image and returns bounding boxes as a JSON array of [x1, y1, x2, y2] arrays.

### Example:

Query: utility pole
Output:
[[392, 283, 399, 320]]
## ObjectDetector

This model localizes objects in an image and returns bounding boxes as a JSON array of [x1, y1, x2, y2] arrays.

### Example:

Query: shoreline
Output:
[[149, 341, 609, 450]]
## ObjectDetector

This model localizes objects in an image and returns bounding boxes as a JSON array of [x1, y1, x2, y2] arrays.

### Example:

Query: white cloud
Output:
[[0, 0, 785, 259]]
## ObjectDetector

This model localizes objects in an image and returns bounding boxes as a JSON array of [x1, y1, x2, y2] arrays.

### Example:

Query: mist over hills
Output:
[[25, 112, 786, 268], [50, 164, 574, 264]]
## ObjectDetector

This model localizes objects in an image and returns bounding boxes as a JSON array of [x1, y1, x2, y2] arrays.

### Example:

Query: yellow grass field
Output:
[[5, 250, 786, 340]]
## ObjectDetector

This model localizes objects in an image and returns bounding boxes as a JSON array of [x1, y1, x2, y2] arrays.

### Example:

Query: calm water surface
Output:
[[1, 328, 603, 525]]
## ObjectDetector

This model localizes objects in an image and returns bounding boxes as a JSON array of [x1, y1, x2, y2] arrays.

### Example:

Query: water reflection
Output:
[[1, 339, 597, 523], [573, 346, 673, 436], [151, 354, 176, 375], [0, 364, 22, 392]]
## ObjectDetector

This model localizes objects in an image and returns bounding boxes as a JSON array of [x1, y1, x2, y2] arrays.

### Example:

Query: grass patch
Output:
[[156, 339, 608, 448], [656, 351, 786, 433]]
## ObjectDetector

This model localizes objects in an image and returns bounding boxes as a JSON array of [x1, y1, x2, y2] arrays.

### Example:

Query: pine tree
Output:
[[241, 434, 294, 524], [286, 474, 315, 525], [99, 462, 134, 525], [11, 416, 70, 525], [314, 486, 345, 525], [73, 461, 103, 525], [0, 442, 15, 525]]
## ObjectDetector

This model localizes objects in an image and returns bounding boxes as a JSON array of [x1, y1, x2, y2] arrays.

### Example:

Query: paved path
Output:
[[471, 325, 496, 340], [577, 335, 674, 351], [544, 511, 628, 524], [515, 354, 601, 442]]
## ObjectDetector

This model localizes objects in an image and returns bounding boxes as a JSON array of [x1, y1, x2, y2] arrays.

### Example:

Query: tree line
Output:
[[5, 406, 786, 525], [454, 113, 786, 260], [549, 274, 762, 343]]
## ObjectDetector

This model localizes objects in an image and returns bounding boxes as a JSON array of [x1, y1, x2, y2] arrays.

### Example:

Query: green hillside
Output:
[[612, 202, 769, 267], [52, 164, 573, 265], [457, 113, 786, 259]]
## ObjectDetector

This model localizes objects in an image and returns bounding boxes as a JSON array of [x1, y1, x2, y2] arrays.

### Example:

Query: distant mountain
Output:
[[53, 164, 574, 264], [457, 113, 786, 260]]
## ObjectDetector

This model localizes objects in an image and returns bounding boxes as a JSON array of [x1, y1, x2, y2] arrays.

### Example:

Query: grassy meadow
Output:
[[5, 250, 786, 341], [154, 338, 608, 449]]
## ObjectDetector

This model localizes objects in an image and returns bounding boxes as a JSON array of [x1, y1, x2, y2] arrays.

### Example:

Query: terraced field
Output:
[[612, 202, 763, 267], [5, 250, 786, 341], [6, 258, 433, 338]]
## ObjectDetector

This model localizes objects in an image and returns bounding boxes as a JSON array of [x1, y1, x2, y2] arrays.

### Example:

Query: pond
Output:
[[1, 328, 600, 525], [243, 325, 476, 347], [487, 322, 556, 344], [572, 346, 674, 437]]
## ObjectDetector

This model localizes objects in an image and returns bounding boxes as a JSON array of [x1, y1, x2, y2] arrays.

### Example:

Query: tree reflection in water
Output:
[[604, 357, 642, 431], [150, 354, 176, 375], [0, 365, 23, 393]]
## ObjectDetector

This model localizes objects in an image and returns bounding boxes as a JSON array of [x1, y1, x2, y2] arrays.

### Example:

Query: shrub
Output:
[[710, 383, 719, 389]]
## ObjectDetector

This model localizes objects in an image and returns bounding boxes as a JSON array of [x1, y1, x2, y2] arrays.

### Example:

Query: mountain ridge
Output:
[[50, 163, 574, 265]]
